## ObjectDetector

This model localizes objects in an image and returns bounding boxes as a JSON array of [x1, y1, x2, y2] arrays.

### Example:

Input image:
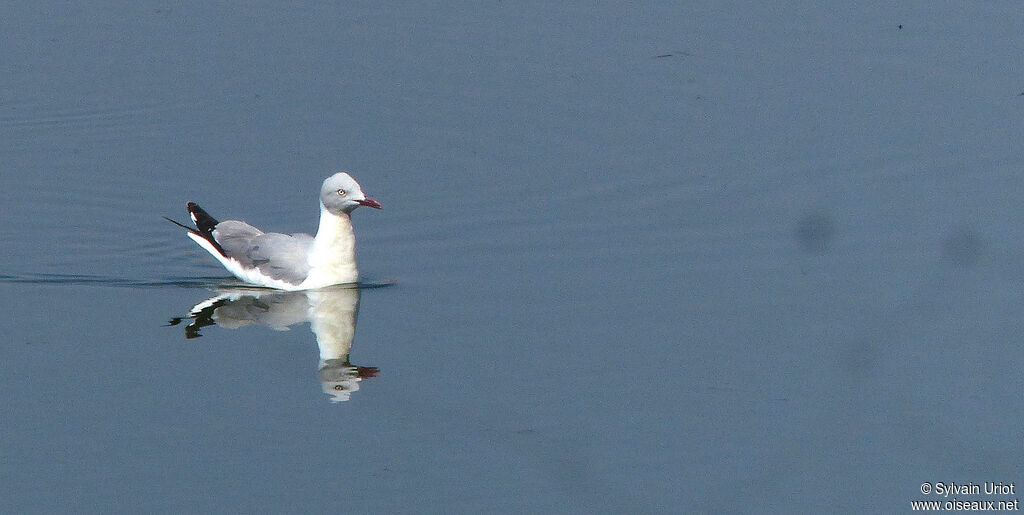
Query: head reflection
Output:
[[169, 285, 377, 402]]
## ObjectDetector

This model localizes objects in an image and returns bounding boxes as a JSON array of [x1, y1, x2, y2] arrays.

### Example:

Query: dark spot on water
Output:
[[794, 210, 836, 253], [898, 24, 903, 30], [942, 227, 983, 267], [654, 51, 694, 59]]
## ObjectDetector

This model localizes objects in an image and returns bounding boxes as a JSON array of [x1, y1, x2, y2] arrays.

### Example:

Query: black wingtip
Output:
[[186, 202, 219, 236], [163, 216, 197, 233], [167, 203, 228, 257]]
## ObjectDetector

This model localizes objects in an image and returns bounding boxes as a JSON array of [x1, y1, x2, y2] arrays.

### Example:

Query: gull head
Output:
[[320, 172, 382, 215]]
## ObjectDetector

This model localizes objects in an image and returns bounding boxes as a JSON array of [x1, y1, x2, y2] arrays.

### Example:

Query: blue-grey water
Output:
[[2, 2, 1023, 513]]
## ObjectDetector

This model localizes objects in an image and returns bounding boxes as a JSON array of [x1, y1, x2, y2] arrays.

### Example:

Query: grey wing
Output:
[[212, 221, 313, 284], [246, 232, 315, 284], [212, 220, 265, 269]]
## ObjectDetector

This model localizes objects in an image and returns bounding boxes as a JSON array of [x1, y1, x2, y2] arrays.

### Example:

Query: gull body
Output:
[[168, 172, 381, 291]]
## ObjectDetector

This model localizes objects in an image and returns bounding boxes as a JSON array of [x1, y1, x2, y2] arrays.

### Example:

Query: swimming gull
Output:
[[166, 172, 381, 290]]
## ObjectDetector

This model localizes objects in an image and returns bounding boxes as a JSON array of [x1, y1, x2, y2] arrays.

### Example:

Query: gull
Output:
[[166, 172, 381, 290]]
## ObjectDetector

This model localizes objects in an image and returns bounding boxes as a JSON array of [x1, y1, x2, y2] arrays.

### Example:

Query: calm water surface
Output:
[[2, 2, 1023, 512]]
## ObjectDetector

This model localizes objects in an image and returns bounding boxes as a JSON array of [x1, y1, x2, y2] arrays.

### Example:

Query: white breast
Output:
[[299, 207, 359, 289]]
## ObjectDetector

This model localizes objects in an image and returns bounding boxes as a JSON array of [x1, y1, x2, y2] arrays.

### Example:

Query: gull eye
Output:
[[336, 189, 347, 196]]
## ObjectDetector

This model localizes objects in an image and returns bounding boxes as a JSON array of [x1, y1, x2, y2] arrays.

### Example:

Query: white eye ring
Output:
[[336, 189, 347, 196]]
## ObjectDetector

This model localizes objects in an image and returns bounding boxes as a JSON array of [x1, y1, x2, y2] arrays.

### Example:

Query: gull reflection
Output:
[[169, 285, 378, 402]]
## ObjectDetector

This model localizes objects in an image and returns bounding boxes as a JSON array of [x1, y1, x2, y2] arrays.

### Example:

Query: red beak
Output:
[[357, 197, 382, 209]]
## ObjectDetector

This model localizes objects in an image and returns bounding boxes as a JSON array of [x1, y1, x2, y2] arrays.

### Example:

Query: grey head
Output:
[[319, 172, 382, 214]]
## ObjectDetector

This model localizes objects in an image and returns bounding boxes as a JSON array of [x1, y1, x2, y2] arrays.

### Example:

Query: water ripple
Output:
[[0, 273, 396, 290]]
